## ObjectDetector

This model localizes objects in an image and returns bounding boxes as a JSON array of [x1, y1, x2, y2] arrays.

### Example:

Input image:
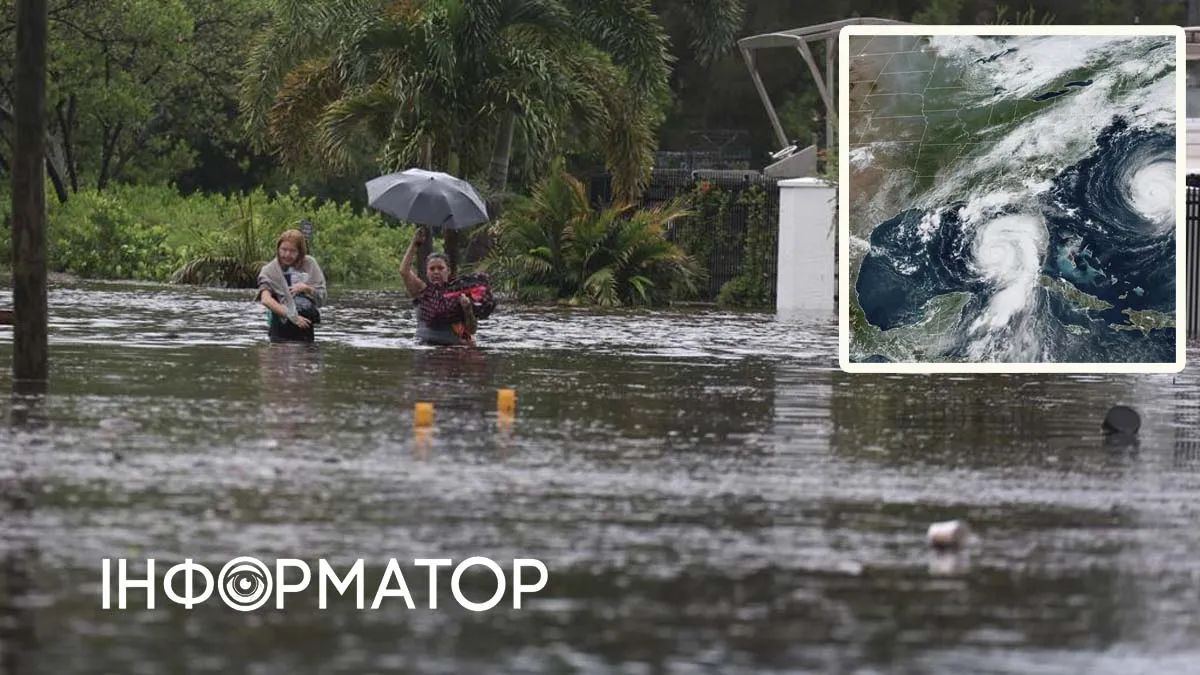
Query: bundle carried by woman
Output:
[[416, 272, 496, 324]]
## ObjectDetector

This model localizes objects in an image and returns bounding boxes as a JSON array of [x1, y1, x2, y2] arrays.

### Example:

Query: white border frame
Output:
[[838, 24, 1187, 374]]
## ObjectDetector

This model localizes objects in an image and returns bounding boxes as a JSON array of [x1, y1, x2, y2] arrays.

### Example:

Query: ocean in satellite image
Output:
[[846, 33, 1177, 364]]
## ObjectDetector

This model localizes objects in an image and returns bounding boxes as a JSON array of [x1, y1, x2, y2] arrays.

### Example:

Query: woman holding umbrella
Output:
[[401, 228, 477, 345], [367, 167, 492, 346]]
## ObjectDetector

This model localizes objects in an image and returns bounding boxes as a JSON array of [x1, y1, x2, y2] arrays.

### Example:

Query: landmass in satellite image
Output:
[[847, 33, 1177, 363]]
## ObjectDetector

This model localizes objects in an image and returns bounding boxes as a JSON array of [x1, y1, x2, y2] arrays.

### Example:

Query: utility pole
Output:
[[11, 0, 49, 389]]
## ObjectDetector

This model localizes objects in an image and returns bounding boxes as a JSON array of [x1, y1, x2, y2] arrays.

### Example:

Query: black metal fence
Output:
[[1187, 182, 1200, 342], [589, 169, 780, 300]]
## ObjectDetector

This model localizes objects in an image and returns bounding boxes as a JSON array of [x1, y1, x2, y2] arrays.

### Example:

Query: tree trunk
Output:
[[12, 0, 49, 387], [416, 225, 433, 283], [61, 94, 78, 192], [443, 229, 461, 276], [96, 122, 122, 191], [44, 155, 68, 204], [420, 136, 433, 169], [487, 111, 516, 192]]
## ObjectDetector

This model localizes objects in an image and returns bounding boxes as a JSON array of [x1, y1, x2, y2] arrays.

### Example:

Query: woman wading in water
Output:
[[401, 228, 477, 345], [257, 229, 326, 342]]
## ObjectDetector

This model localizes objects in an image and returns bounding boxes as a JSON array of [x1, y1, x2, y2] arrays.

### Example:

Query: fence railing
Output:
[[1187, 182, 1200, 342], [590, 169, 780, 301]]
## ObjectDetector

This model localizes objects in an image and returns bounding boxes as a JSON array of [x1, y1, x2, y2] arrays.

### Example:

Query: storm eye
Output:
[[1125, 160, 1174, 232]]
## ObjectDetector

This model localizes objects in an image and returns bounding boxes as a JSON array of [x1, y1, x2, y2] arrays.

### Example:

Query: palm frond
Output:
[[317, 85, 402, 170], [171, 256, 261, 288], [675, 0, 744, 66]]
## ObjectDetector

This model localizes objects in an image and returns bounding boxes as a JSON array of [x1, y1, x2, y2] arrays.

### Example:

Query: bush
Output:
[[481, 168, 702, 305], [717, 275, 771, 308], [48, 191, 181, 280], [30, 184, 413, 286]]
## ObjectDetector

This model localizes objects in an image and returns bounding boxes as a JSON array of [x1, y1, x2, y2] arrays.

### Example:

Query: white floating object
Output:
[[926, 519, 970, 549]]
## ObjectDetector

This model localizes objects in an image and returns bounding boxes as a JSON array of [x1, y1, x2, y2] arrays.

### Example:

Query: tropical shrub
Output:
[[22, 183, 412, 286], [170, 194, 271, 287], [481, 169, 702, 305], [48, 190, 181, 280]]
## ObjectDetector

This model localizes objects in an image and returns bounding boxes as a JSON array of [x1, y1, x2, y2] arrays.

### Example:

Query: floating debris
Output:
[[927, 519, 970, 549], [1102, 405, 1140, 435]]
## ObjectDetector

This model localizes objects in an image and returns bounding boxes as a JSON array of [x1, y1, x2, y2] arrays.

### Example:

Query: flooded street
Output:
[[1, 282, 1199, 673]]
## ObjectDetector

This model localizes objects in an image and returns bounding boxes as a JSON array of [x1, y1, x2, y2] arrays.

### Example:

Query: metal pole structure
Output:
[[826, 37, 835, 158], [11, 0, 49, 389], [795, 40, 835, 127], [740, 46, 790, 149], [1189, 184, 1199, 342]]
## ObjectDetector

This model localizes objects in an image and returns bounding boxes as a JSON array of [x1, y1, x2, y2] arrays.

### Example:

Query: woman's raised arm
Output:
[[400, 227, 428, 297]]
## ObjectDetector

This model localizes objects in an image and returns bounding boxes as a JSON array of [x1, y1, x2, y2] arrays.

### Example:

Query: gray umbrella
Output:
[[365, 168, 488, 230]]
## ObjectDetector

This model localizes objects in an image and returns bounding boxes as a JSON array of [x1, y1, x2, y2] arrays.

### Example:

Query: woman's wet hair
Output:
[[276, 229, 308, 262], [426, 252, 449, 265]]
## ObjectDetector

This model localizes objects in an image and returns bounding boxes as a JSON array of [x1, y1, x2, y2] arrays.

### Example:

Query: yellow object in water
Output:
[[497, 388, 516, 415], [414, 402, 434, 427]]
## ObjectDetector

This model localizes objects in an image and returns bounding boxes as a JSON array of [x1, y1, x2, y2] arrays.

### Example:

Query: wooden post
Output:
[[11, 0, 49, 388]]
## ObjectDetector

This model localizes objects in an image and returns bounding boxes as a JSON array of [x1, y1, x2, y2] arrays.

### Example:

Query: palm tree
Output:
[[241, 0, 673, 202], [481, 167, 701, 305]]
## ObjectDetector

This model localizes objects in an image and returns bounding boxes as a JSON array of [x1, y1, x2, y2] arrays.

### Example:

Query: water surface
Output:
[[1, 282, 1198, 673]]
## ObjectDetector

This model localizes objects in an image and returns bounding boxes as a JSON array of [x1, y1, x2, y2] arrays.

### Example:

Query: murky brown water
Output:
[[1, 281, 1198, 673]]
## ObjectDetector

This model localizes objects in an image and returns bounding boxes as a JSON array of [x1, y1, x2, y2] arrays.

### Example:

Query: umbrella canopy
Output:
[[365, 168, 488, 230]]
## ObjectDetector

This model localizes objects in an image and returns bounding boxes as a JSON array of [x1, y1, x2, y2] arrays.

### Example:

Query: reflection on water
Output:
[[257, 343, 325, 446], [1175, 386, 1200, 469], [0, 281, 1197, 673]]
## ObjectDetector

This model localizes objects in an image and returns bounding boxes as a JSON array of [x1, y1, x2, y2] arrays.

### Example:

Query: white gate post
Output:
[[776, 178, 836, 315]]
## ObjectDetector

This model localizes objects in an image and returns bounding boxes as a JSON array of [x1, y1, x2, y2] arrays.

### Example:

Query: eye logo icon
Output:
[[218, 557, 273, 611]]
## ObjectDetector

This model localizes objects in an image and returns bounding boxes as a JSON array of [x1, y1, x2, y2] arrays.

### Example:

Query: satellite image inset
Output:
[[846, 33, 1177, 363]]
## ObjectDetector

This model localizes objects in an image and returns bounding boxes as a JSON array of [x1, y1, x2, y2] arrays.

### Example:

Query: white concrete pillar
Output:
[[776, 177, 836, 315]]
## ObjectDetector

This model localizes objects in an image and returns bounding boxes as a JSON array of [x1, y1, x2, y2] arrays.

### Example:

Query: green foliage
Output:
[[990, 3, 1056, 24], [677, 181, 721, 260], [655, 0, 745, 67], [171, 194, 269, 286], [912, 0, 963, 24], [670, 181, 737, 295], [241, 0, 672, 201], [0, 0, 267, 200], [777, 88, 822, 148], [47, 191, 180, 280], [716, 187, 773, 309], [39, 184, 412, 286], [481, 168, 702, 305], [716, 275, 768, 307]]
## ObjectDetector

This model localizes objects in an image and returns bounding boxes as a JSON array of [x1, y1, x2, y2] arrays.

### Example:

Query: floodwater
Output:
[[1, 281, 1199, 674]]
